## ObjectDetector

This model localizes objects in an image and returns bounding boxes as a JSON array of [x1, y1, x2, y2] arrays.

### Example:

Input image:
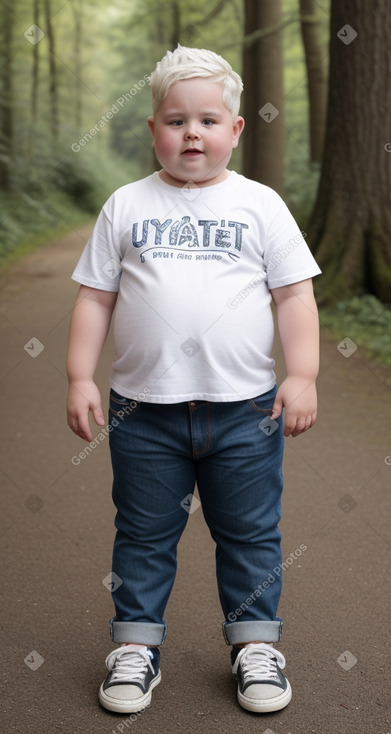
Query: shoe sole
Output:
[[237, 678, 292, 713], [98, 670, 162, 713]]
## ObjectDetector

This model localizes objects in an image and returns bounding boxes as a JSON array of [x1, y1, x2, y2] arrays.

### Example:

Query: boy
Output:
[[66, 46, 321, 715]]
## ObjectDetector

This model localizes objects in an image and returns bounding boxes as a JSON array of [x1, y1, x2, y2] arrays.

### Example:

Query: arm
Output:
[[270, 279, 319, 437], [66, 285, 118, 441]]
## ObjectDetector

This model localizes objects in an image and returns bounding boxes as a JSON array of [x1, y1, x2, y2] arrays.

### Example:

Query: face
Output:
[[147, 77, 244, 188]]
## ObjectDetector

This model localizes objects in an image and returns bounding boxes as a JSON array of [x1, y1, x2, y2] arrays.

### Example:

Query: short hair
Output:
[[148, 45, 243, 117]]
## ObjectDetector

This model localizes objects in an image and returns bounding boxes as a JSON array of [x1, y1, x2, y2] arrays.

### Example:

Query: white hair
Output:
[[148, 45, 243, 117]]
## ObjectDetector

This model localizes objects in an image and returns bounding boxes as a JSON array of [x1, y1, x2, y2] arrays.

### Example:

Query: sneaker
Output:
[[98, 644, 161, 713], [232, 642, 292, 713]]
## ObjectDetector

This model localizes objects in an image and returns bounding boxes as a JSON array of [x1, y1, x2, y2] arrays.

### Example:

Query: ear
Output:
[[147, 116, 155, 138], [232, 116, 245, 149]]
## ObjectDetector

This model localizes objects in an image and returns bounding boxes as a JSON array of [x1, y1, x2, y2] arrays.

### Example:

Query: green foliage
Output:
[[320, 296, 391, 365], [284, 150, 321, 227], [0, 145, 134, 266], [0, 0, 331, 262], [0, 190, 88, 266]]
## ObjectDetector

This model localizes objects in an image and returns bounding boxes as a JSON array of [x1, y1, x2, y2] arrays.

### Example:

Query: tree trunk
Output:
[[27, 0, 41, 171], [242, 0, 285, 195], [31, 0, 40, 122], [71, 0, 82, 130], [170, 1, 181, 49], [0, 3, 14, 190], [44, 0, 59, 141], [299, 0, 327, 162], [308, 0, 391, 304]]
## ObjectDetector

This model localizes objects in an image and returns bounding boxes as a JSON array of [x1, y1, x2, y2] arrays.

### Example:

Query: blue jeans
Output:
[[108, 386, 284, 647]]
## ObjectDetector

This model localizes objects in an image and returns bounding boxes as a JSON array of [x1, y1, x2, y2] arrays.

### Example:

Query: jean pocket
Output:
[[248, 386, 276, 414], [109, 389, 140, 418]]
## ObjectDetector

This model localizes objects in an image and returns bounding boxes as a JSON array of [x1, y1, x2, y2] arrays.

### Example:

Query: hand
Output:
[[67, 379, 105, 441], [271, 377, 317, 438]]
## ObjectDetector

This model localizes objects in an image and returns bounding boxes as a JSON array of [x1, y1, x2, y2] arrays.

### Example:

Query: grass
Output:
[[0, 192, 92, 269], [319, 296, 391, 366], [0, 145, 138, 269]]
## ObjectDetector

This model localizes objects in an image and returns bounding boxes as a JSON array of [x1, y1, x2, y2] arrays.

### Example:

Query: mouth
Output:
[[182, 148, 203, 156]]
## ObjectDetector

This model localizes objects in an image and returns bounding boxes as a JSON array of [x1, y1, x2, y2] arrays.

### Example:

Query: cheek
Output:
[[209, 131, 234, 155], [153, 132, 177, 158]]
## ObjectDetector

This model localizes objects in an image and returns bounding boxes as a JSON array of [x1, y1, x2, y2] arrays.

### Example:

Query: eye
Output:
[[202, 119, 215, 126], [169, 120, 183, 126]]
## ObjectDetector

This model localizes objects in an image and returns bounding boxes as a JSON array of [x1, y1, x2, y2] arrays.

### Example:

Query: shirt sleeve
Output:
[[263, 192, 321, 289], [71, 196, 122, 292]]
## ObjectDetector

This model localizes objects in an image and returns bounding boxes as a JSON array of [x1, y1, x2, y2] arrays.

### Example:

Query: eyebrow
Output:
[[163, 110, 223, 118]]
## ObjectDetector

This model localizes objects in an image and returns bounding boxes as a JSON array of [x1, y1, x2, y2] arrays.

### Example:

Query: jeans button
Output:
[[189, 401, 196, 407]]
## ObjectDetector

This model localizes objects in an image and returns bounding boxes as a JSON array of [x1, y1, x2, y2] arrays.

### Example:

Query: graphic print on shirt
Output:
[[131, 215, 249, 263]]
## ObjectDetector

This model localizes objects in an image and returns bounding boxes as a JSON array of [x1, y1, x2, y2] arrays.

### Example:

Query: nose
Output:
[[184, 123, 200, 140]]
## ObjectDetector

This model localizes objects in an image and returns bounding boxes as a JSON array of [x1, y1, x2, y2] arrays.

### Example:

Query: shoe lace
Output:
[[232, 643, 286, 683], [106, 645, 154, 684]]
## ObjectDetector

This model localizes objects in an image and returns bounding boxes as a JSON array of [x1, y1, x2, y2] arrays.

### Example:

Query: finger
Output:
[[291, 414, 314, 437], [283, 415, 296, 437], [74, 413, 93, 442], [271, 398, 283, 420], [299, 413, 316, 434], [68, 415, 83, 438], [285, 414, 306, 437], [92, 405, 105, 427], [295, 416, 308, 433]]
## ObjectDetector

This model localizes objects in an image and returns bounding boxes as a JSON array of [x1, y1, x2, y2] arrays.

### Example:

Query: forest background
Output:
[[1, 0, 391, 362]]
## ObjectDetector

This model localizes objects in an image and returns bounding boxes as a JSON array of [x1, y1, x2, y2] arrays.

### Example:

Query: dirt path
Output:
[[1, 226, 390, 734]]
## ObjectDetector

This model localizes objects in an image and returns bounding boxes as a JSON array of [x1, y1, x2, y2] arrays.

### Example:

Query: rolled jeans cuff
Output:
[[110, 618, 167, 645], [222, 619, 282, 645]]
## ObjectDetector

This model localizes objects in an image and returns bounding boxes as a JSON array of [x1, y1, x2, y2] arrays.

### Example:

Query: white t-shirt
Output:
[[72, 171, 321, 403]]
